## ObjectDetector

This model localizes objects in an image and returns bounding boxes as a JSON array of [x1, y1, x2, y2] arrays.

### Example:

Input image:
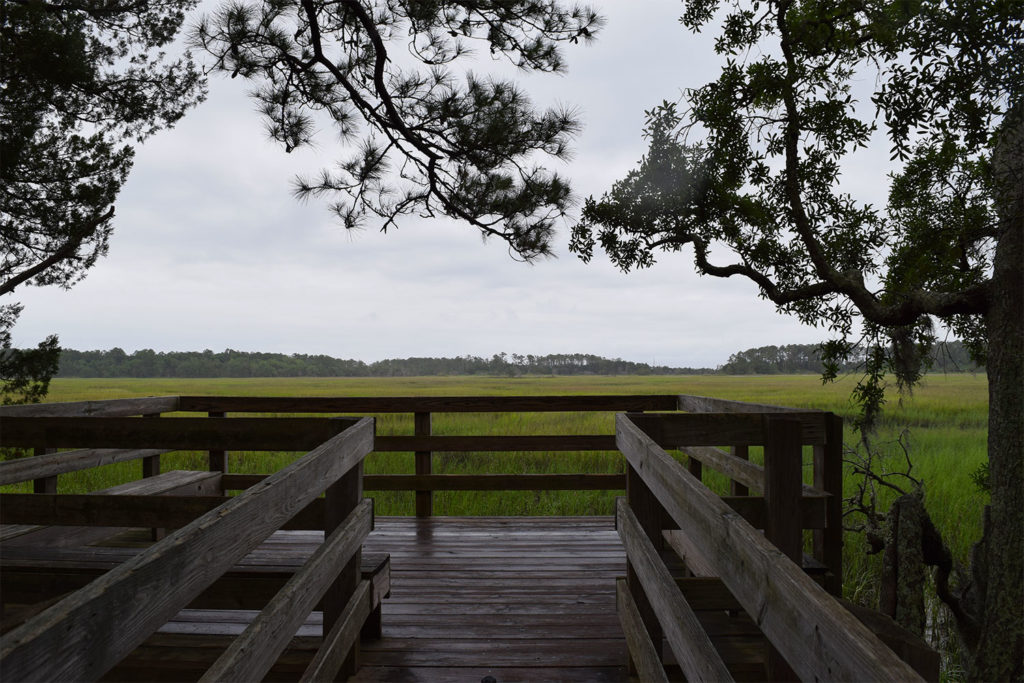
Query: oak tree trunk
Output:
[[972, 105, 1024, 682]]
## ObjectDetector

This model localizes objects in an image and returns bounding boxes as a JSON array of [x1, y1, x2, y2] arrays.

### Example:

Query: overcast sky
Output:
[[12, 1, 894, 368]]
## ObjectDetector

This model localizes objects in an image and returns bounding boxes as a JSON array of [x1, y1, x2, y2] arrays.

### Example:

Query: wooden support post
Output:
[[141, 413, 163, 540], [206, 411, 227, 485], [141, 413, 161, 479], [730, 445, 749, 496], [624, 465, 665, 675], [814, 412, 844, 596], [324, 461, 363, 680], [687, 453, 703, 482], [33, 448, 58, 493], [764, 417, 804, 682], [414, 411, 432, 518]]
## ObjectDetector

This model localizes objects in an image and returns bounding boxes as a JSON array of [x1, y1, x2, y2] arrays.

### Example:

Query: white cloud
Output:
[[10, 2, 857, 369]]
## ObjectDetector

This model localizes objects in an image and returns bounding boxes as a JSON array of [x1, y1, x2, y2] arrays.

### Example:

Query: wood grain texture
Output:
[[615, 578, 669, 682], [682, 444, 830, 499], [615, 413, 922, 682], [177, 395, 679, 414], [0, 491, 340, 533], [814, 413, 845, 595], [300, 581, 373, 683], [0, 396, 179, 418], [764, 418, 804, 564], [617, 498, 733, 682], [622, 412, 827, 446], [365, 473, 626, 491], [356, 516, 627, 681], [200, 500, 373, 683], [0, 416, 361, 450], [414, 412, 432, 518], [0, 448, 171, 486], [375, 434, 617, 452], [675, 395, 804, 414], [0, 471, 222, 549], [0, 418, 373, 682]]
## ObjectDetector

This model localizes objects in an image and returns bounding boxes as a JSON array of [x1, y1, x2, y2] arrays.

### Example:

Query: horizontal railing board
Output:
[[676, 395, 806, 414], [616, 414, 920, 682], [615, 578, 670, 683], [0, 416, 361, 451], [617, 497, 734, 682], [225, 473, 626, 492], [375, 435, 617, 452], [0, 471, 222, 549], [624, 411, 829, 446], [0, 448, 172, 486], [200, 500, 373, 683], [0, 396, 180, 418], [219, 474, 824, 527], [0, 417, 374, 682], [177, 395, 680, 414], [681, 445, 830, 498], [300, 579, 374, 683], [1, 545, 387, 615], [0, 493, 333, 531], [364, 473, 626, 491]]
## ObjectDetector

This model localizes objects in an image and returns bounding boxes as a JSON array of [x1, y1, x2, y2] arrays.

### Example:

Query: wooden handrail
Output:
[[0, 448, 171, 486], [617, 497, 733, 681], [0, 396, 179, 417], [199, 499, 374, 682], [622, 411, 830, 446], [0, 492, 359, 531], [616, 413, 921, 682], [177, 394, 681, 413], [676, 394, 805, 414], [0, 416, 363, 451], [0, 417, 374, 682], [615, 578, 669, 683], [375, 434, 617, 451], [300, 580, 375, 683]]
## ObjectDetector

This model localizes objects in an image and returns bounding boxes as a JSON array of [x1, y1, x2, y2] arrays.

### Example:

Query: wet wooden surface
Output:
[[353, 516, 629, 683]]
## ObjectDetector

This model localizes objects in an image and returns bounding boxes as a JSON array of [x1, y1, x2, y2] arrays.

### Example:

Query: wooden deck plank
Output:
[[354, 516, 629, 681]]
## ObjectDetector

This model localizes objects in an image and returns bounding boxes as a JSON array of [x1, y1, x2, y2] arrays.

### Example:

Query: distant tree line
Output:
[[55, 349, 714, 378], [54, 344, 983, 378], [718, 342, 984, 375]]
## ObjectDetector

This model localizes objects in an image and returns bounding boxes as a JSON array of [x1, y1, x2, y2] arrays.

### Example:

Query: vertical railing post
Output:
[[324, 459, 363, 680], [33, 448, 57, 493], [624, 463, 664, 674], [814, 412, 844, 596], [140, 413, 164, 540], [730, 444, 749, 496], [687, 453, 703, 482], [141, 413, 161, 479], [764, 417, 804, 562], [414, 411, 432, 517], [764, 416, 804, 682], [207, 411, 228, 493], [140, 411, 163, 540]]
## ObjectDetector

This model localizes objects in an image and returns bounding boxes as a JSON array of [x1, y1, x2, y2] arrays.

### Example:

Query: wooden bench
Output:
[[0, 470, 221, 548]]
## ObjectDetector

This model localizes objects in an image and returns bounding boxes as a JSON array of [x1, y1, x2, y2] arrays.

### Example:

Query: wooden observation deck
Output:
[[0, 395, 938, 682]]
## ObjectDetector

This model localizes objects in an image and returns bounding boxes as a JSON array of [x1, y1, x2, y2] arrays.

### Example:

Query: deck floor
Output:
[[355, 516, 629, 682]]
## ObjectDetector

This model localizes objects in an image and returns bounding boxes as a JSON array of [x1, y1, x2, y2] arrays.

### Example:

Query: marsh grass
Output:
[[10, 374, 988, 604]]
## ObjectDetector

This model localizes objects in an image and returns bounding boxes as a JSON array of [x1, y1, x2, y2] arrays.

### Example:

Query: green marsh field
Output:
[[7, 374, 988, 602]]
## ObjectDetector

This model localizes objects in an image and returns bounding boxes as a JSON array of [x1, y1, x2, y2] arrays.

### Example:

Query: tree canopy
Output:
[[0, 0, 206, 403], [573, 0, 1021, 678], [193, 0, 601, 259]]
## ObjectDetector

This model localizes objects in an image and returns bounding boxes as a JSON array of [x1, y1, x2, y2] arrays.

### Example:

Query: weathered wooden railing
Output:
[[1, 393, 938, 681], [615, 410, 930, 681], [178, 394, 679, 517], [0, 409, 377, 682]]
